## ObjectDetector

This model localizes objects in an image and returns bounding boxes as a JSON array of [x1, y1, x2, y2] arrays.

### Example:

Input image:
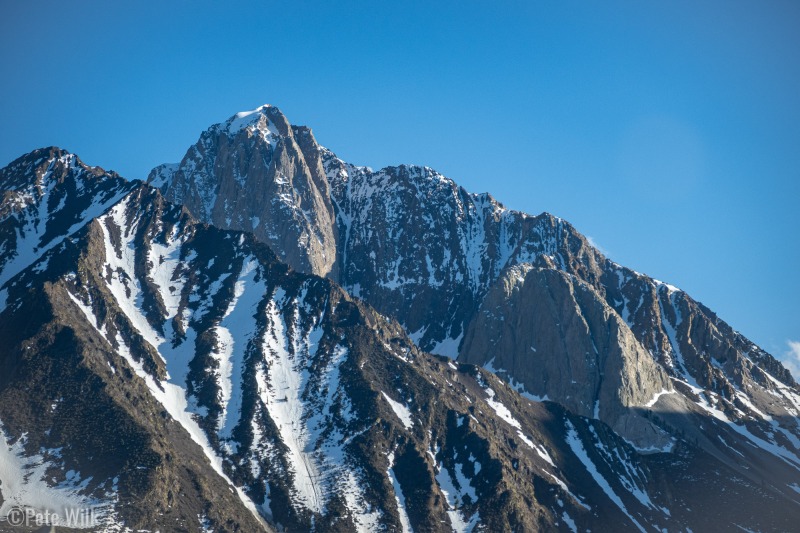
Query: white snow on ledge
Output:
[[644, 388, 676, 408], [484, 387, 537, 449], [430, 332, 463, 359], [382, 392, 414, 429], [387, 451, 414, 533], [653, 278, 681, 294]]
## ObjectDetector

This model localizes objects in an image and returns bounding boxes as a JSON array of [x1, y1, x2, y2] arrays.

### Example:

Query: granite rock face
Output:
[[460, 264, 674, 450], [321, 155, 606, 358], [150, 105, 339, 278]]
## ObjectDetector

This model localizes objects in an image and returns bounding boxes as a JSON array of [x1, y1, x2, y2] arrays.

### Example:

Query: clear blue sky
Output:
[[2, 1, 798, 369]]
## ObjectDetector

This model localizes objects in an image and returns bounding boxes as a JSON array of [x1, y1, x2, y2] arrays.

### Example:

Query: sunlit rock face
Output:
[[150, 105, 339, 279], [460, 264, 674, 451]]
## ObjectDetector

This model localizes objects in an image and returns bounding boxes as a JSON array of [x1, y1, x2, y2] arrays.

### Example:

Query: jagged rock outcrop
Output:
[[322, 156, 607, 357]]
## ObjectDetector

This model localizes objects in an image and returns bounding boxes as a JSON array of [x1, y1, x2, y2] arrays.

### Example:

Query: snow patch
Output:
[[387, 451, 414, 533], [260, 288, 324, 513], [430, 332, 463, 359], [434, 460, 480, 533], [644, 388, 676, 408], [484, 388, 536, 449], [215, 259, 266, 439], [561, 511, 577, 533], [544, 471, 591, 511], [225, 105, 279, 140], [382, 392, 414, 429]]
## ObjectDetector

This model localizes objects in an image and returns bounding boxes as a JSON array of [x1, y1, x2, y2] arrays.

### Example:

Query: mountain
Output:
[[152, 105, 800, 460], [0, 106, 798, 532], [2, 153, 679, 532]]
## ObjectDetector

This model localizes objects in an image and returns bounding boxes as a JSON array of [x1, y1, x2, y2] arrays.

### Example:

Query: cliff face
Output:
[[322, 153, 606, 358], [151, 105, 339, 278], [460, 264, 674, 451]]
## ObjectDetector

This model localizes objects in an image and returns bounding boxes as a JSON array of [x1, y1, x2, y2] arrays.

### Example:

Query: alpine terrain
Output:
[[0, 106, 797, 532]]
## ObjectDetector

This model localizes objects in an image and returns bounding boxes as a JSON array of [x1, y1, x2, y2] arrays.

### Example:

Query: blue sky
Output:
[[1, 1, 798, 369]]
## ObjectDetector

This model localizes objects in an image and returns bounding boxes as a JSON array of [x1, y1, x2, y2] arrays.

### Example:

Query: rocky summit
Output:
[[0, 105, 797, 532]]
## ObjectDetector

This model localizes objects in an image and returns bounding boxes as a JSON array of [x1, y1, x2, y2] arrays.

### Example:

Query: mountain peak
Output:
[[212, 104, 291, 139], [0, 149, 134, 288], [0, 147, 120, 194], [0, 147, 68, 189]]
